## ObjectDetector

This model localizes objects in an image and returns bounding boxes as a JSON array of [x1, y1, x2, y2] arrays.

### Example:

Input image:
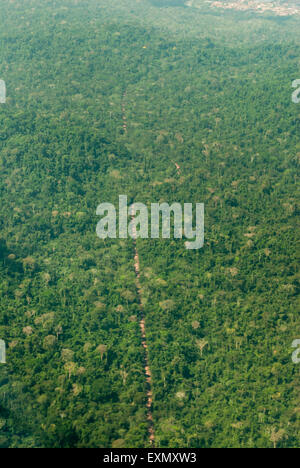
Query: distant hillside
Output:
[[148, 0, 186, 6], [189, 0, 300, 16]]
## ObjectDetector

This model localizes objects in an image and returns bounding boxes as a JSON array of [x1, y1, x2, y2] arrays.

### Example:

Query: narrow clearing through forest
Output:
[[122, 91, 155, 446], [121, 90, 182, 446]]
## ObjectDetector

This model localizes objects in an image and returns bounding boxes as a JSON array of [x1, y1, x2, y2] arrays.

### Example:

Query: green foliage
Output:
[[0, 0, 299, 448]]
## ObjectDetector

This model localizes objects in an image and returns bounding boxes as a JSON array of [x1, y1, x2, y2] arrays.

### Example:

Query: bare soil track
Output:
[[122, 91, 155, 446]]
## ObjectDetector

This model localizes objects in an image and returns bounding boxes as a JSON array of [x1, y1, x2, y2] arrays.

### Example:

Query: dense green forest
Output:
[[0, 0, 299, 448]]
